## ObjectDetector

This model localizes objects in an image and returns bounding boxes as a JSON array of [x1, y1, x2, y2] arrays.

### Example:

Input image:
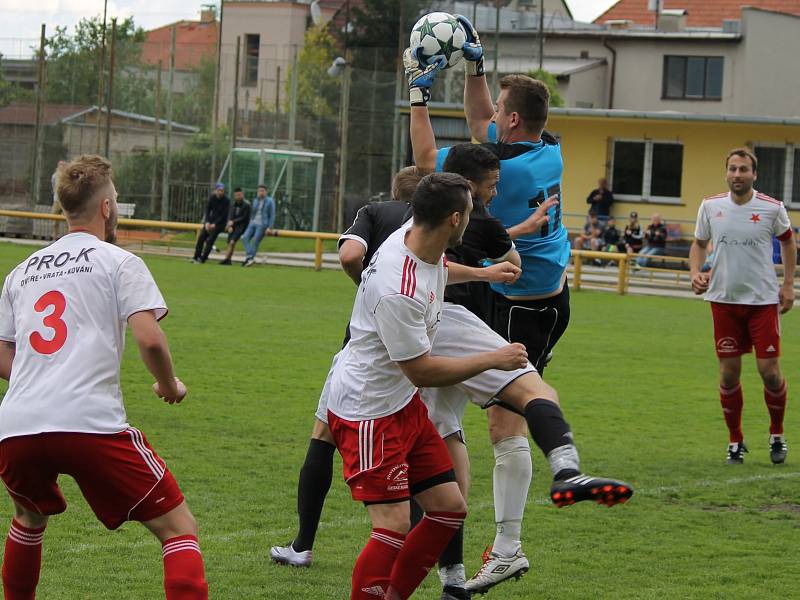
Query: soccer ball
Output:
[[409, 12, 467, 70]]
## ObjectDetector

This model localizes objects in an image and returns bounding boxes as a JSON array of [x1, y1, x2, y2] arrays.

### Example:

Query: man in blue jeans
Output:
[[242, 184, 275, 267], [635, 213, 668, 267]]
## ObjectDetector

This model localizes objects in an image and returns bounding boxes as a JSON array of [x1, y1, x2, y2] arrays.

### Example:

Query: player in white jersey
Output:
[[690, 148, 795, 465], [0, 156, 207, 599], [327, 173, 531, 600]]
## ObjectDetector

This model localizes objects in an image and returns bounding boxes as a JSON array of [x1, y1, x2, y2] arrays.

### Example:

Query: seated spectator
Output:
[[586, 178, 614, 226], [601, 216, 624, 252], [242, 184, 276, 267], [635, 213, 668, 267], [589, 224, 605, 251], [623, 211, 644, 255], [220, 187, 251, 265], [573, 214, 601, 250]]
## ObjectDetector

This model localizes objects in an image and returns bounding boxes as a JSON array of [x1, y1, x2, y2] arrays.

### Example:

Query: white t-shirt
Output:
[[694, 190, 792, 305], [0, 232, 167, 441], [327, 222, 447, 421]]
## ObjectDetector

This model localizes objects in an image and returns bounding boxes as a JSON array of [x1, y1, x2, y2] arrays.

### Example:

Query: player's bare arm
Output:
[[689, 238, 711, 295], [507, 195, 559, 240], [404, 48, 443, 172], [447, 260, 521, 285], [778, 234, 796, 314], [397, 343, 528, 388], [338, 239, 367, 286], [491, 248, 522, 268], [128, 310, 186, 404], [0, 340, 15, 381], [455, 15, 493, 142]]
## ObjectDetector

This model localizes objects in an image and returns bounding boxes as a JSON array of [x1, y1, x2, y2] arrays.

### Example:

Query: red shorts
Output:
[[710, 302, 781, 359], [0, 428, 184, 530], [328, 393, 453, 503]]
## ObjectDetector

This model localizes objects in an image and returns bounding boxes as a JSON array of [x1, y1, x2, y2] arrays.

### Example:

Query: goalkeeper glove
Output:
[[403, 47, 446, 107], [454, 14, 484, 77]]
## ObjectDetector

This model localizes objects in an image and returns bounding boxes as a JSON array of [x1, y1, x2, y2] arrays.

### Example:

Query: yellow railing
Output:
[[0, 209, 702, 284], [571, 249, 692, 295], [0, 209, 340, 271]]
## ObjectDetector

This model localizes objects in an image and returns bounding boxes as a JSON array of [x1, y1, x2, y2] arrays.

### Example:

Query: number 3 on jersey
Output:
[[30, 290, 68, 355]]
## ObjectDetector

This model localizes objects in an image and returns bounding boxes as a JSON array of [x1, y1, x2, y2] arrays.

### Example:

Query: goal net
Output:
[[218, 148, 325, 231]]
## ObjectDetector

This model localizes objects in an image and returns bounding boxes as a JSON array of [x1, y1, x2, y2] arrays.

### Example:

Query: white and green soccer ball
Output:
[[409, 12, 467, 70]]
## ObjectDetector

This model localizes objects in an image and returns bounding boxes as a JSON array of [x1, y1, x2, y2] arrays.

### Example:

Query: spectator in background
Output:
[[242, 184, 276, 267], [623, 211, 644, 255], [192, 183, 230, 263], [602, 216, 623, 252], [636, 213, 668, 267], [573, 214, 601, 250], [220, 188, 251, 265], [586, 178, 613, 225]]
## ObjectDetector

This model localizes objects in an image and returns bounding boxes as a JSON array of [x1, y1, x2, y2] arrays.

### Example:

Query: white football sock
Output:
[[439, 563, 466, 588], [492, 436, 532, 557]]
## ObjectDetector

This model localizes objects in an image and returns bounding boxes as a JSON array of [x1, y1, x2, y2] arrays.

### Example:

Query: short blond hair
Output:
[[57, 155, 113, 219], [391, 166, 424, 203]]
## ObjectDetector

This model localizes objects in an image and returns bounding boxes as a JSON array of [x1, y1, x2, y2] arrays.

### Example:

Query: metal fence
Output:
[[0, 24, 406, 232]]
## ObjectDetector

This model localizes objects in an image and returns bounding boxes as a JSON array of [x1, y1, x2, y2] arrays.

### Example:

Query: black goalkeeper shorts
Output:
[[491, 284, 570, 375]]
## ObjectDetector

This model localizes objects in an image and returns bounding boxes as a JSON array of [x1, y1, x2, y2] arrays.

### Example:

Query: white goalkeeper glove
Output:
[[403, 47, 446, 107]]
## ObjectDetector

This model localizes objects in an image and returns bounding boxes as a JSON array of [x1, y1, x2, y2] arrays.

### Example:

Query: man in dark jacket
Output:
[[220, 188, 251, 265], [193, 183, 230, 263]]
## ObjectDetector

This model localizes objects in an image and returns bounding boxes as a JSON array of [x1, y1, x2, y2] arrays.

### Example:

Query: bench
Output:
[[118, 203, 136, 218]]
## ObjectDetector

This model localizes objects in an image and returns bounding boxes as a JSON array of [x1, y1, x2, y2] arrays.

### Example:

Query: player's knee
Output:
[[13, 504, 47, 530], [759, 366, 782, 390], [311, 419, 335, 444]]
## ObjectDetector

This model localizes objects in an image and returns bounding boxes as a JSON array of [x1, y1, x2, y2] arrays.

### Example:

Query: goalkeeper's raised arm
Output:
[[455, 14, 494, 142], [404, 47, 444, 172]]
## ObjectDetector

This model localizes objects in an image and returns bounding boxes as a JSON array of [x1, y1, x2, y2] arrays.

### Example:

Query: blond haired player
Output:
[[0, 155, 208, 599]]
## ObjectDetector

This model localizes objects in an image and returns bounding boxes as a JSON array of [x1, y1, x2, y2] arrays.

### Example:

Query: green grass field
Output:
[[0, 241, 797, 599]]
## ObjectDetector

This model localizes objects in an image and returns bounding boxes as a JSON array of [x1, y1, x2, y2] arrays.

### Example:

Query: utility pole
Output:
[[161, 25, 175, 223], [232, 35, 240, 150], [390, 1, 405, 177], [150, 60, 162, 215], [104, 18, 117, 158], [95, 0, 108, 154], [538, 0, 544, 71], [211, 0, 223, 184], [30, 24, 46, 208], [492, 0, 501, 93]]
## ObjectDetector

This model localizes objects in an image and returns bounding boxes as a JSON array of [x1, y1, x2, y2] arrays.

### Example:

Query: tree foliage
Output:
[[284, 24, 339, 119], [528, 68, 565, 107], [45, 17, 152, 112]]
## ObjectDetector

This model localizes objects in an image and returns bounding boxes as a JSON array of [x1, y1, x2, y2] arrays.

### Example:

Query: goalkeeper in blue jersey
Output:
[[405, 27, 570, 377]]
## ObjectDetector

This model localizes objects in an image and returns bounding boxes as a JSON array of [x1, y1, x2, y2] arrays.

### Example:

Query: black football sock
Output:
[[292, 438, 336, 552], [524, 399, 581, 481], [438, 523, 464, 570]]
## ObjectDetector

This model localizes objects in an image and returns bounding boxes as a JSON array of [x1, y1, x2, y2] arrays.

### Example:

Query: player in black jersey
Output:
[[270, 167, 423, 569]]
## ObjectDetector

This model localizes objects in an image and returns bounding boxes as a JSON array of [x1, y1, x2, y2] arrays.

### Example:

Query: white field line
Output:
[[54, 470, 800, 554]]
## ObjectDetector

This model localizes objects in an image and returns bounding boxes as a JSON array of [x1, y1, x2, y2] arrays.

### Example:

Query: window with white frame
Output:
[[610, 139, 683, 202], [753, 144, 799, 205]]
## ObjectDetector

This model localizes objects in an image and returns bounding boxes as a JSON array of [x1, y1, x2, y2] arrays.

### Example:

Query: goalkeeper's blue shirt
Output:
[[435, 122, 570, 296]]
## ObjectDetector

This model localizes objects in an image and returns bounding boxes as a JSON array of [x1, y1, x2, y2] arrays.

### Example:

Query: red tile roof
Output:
[[142, 19, 219, 71], [595, 0, 800, 27], [0, 103, 89, 126]]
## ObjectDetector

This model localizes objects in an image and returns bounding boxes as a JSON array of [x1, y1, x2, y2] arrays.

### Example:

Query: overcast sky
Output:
[[0, 0, 617, 59]]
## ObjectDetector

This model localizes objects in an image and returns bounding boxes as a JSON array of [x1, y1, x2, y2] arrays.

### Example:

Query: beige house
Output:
[[61, 107, 198, 160], [483, 7, 800, 118], [217, 0, 343, 128]]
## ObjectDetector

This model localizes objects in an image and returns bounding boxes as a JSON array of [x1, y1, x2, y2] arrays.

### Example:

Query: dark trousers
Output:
[[491, 284, 571, 375], [194, 226, 222, 261]]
